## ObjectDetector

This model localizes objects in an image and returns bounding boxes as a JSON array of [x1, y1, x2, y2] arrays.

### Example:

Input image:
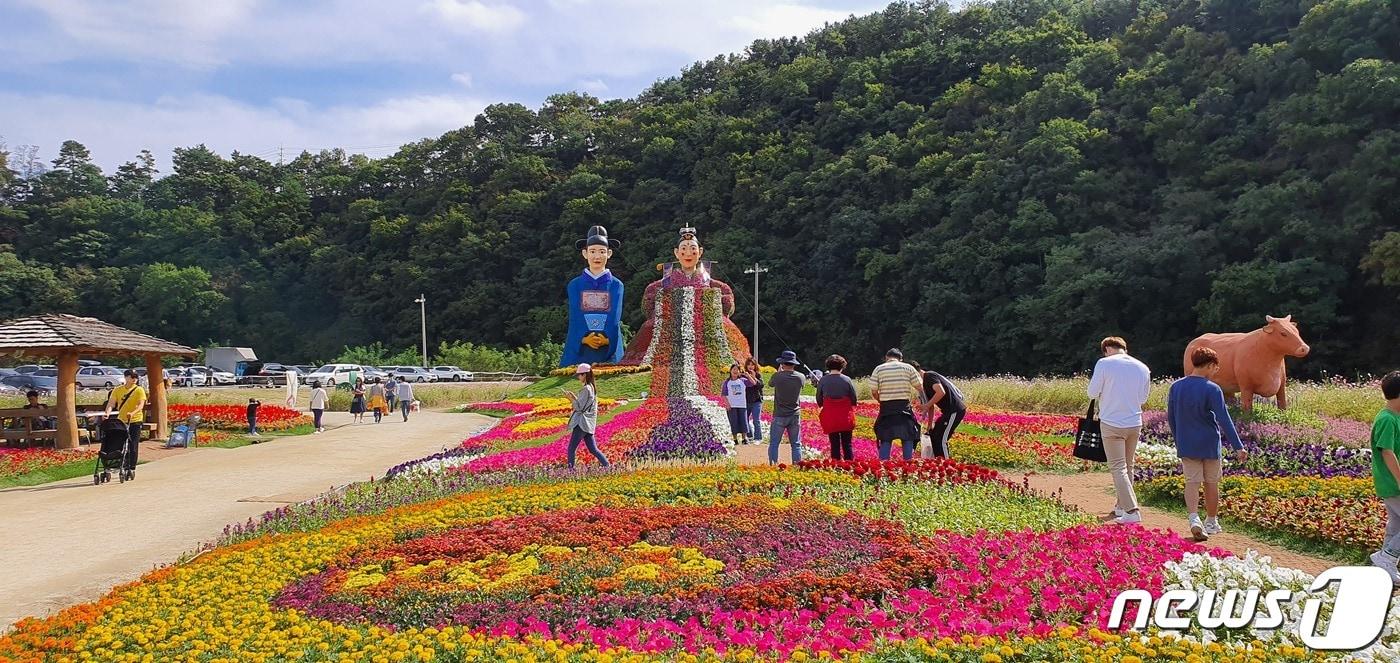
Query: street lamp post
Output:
[[413, 294, 428, 367], [743, 263, 768, 361]]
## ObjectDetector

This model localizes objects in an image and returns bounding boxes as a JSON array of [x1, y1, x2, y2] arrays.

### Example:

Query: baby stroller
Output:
[[94, 417, 134, 484], [166, 414, 202, 448]]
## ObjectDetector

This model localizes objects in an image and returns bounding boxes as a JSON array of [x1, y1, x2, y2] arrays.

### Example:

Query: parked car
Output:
[[14, 365, 48, 375], [2, 374, 57, 394], [76, 366, 125, 389], [430, 365, 474, 382], [188, 366, 236, 385], [167, 367, 210, 387], [388, 366, 436, 383], [259, 362, 293, 376], [359, 366, 389, 381], [303, 364, 365, 387], [0, 368, 17, 377]]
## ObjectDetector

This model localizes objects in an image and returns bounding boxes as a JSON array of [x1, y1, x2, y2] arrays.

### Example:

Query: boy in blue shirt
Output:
[[1167, 347, 1248, 541], [1369, 371, 1400, 583]]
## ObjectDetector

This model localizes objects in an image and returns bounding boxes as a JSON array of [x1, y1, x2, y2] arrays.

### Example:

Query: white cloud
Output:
[[451, 72, 475, 88], [0, 92, 491, 172], [576, 78, 609, 94], [425, 0, 527, 33]]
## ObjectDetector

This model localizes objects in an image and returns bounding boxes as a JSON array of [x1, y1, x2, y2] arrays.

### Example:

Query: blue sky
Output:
[[0, 0, 891, 172]]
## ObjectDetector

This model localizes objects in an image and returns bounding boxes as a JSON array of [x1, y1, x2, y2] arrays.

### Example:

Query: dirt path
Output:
[[1014, 471, 1334, 575], [0, 409, 492, 632]]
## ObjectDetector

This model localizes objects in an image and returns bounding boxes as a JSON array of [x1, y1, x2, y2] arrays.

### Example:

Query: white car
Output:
[[188, 366, 236, 385], [386, 366, 436, 383], [167, 367, 210, 387], [75, 366, 125, 389], [430, 365, 474, 382], [303, 364, 365, 387]]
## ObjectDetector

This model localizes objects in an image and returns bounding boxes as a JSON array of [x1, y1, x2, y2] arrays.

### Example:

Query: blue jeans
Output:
[[747, 401, 763, 440], [877, 438, 917, 461], [247, 416, 258, 435], [768, 414, 802, 464], [401, 399, 411, 421], [568, 426, 609, 468], [311, 409, 323, 429]]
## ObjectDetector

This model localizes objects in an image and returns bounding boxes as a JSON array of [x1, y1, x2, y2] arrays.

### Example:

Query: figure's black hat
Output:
[[577, 225, 620, 250]]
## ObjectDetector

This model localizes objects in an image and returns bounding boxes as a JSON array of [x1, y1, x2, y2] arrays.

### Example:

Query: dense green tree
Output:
[[1, 0, 1397, 375]]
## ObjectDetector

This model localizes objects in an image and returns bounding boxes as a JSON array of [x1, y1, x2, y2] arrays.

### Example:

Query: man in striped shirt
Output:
[[870, 348, 923, 460]]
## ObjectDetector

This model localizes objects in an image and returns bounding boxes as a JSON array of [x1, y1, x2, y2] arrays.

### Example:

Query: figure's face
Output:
[[730, 366, 741, 379], [674, 239, 702, 269], [27, 394, 39, 405], [582, 246, 612, 271]]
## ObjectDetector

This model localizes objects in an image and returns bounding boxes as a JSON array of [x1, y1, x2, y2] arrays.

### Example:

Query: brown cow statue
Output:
[[1183, 315, 1310, 412]]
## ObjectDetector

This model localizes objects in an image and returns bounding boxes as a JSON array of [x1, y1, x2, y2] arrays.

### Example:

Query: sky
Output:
[[0, 0, 891, 173]]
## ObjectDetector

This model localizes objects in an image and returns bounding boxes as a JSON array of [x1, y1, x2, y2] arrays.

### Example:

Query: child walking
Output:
[[1166, 347, 1247, 541], [1369, 371, 1400, 582], [723, 364, 750, 445]]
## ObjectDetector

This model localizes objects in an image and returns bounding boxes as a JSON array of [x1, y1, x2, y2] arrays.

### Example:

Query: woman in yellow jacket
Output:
[[104, 369, 147, 475]]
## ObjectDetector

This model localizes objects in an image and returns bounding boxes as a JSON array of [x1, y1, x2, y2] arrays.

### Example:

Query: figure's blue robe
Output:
[[562, 269, 625, 366]]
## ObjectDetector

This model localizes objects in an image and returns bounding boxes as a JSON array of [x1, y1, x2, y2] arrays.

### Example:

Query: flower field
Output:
[[1134, 410, 1381, 553], [3, 459, 1375, 662], [0, 447, 97, 482], [168, 403, 311, 432]]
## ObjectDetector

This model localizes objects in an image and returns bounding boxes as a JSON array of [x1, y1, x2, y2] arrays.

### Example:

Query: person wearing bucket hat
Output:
[[562, 225, 626, 367], [767, 350, 805, 464]]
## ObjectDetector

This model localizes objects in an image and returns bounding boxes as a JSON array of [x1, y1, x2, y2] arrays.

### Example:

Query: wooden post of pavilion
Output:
[[145, 354, 168, 440], [55, 350, 80, 449], [0, 314, 196, 449]]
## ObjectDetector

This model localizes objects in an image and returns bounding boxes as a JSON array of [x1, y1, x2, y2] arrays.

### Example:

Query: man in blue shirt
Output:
[[1167, 347, 1248, 541]]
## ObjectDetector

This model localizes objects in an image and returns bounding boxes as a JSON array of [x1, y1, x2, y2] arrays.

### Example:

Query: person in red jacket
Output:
[[816, 354, 859, 460]]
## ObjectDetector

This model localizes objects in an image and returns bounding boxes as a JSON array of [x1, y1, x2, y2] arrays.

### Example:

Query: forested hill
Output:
[[2, 0, 1399, 376]]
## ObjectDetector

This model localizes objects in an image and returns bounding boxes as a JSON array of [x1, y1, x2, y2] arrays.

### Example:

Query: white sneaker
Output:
[[1109, 508, 1127, 519], [1371, 550, 1400, 584], [1112, 510, 1142, 524], [1188, 513, 1208, 542], [1203, 518, 1223, 535]]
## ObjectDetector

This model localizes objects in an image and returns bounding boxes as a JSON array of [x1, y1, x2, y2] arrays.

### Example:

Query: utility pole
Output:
[[743, 263, 768, 361], [414, 294, 428, 367]]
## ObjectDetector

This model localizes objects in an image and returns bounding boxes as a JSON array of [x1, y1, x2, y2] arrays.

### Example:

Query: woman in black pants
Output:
[[816, 355, 859, 460]]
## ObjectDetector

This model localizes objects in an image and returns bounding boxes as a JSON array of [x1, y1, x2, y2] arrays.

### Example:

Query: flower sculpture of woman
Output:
[[622, 227, 751, 394], [561, 226, 625, 367]]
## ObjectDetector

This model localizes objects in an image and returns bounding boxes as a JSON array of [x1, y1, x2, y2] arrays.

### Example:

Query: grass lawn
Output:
[[0, 458, 151, 489], [515, 372, 653, 400], [203, 424, 317, 449]]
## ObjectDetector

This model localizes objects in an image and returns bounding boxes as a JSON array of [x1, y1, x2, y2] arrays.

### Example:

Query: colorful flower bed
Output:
[[548, 363, 653, 378], [1135, 409, 1380, 553], [2, 460, 1372, 662], [0, 447, 97, 481], [168, 403, 311, 432]]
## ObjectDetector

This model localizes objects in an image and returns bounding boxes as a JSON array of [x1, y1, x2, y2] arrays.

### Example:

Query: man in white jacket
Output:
[[1088, 336, 1151, 524]]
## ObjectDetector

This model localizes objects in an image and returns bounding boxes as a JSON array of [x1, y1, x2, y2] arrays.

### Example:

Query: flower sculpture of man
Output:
[[561, 225, 625, 367]]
